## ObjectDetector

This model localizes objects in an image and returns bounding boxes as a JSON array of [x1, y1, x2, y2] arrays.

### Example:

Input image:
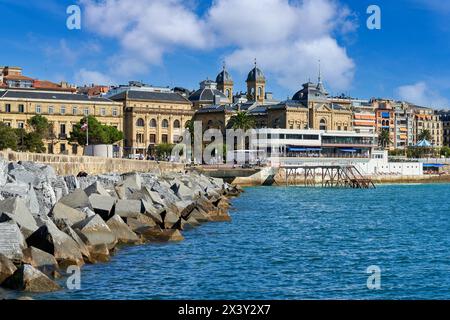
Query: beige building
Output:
[[108, 86, 194, 156], [412, 106, 443, 147], [0, 88, 123, 155]]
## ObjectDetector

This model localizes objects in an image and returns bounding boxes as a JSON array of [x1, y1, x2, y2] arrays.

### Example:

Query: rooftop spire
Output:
[[254, 58, 257, 68], [318, 59, 322, 84]]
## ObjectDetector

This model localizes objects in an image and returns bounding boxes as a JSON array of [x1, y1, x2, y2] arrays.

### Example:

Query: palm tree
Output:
[[418, 129, 432, 142], [228, 111, 255, 130], [378, 129, 392, 149]]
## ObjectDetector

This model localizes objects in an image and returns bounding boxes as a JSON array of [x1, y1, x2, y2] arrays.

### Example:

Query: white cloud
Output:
[[80, 0, 357, 92], [396, 81, 449, 108], [81, 0, 210, 77], [75, 68, 114, 85]]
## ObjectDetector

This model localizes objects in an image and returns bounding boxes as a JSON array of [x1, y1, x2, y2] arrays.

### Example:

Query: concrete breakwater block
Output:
[[0, 253, 17, 285], [59, 189, 90, 209], [26, 220, 84, 268], [115, 199, 143, 219], [0, 198, 39, 236], [106, 214, 140, 245], [72, 215, 117, 250], [22, 246, 59, 277], [2, 264, 61, 293], [0, 221, 27, 262], [88, 194, 116, 220], [49, 202, 87, 227]]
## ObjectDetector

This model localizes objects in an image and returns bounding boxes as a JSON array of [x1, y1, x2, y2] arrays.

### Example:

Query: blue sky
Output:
[[0, 0, 449, 108]]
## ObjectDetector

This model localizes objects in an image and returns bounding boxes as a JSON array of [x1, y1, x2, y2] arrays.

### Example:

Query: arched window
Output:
[[258, 87, 262, 98], [150, 119, 157, 128], [174, 120, 181, 129], [162, 119, 169, 128], [320, 119, 327, 131], [226, 89, 230, 98], [136, 118, 145, 127]]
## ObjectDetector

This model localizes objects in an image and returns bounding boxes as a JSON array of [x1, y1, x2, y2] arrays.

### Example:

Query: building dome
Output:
[[246, 67, 265, 82], [216, 69, 233, 84], [189, 80, 230, 105]]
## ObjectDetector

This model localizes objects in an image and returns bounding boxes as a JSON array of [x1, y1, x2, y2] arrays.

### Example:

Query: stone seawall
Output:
[[0, 150, 184, 176]]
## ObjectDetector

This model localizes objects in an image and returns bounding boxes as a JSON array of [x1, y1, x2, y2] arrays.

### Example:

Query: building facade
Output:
[[0, 89, 123, 155], [108, 85, 194, 157], [412, 106, 443, 147]]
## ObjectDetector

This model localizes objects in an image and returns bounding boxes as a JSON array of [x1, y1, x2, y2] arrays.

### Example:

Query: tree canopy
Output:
[[0, 123, 19, 151], [378, 129, 392, 149], [70, 116, 124, 146], [228, 112, 256, 130]]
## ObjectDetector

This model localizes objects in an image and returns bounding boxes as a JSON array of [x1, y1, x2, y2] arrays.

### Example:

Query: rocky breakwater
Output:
[[0, 158, 242, 295]]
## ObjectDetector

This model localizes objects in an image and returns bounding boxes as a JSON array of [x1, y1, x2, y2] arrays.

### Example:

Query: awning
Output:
[[287, 147, 322, 152], [288, 147, 307, 152], [340, 148, 358, 153], [423, 164, 446, 168], [381, 112, 390, 118]]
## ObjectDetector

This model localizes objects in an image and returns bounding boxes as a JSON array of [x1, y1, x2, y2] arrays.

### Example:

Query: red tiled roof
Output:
[[4, 74, 34, 81]]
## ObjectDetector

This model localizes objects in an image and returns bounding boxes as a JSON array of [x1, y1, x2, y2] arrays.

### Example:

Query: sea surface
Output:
[[16, 184, 450, 299]]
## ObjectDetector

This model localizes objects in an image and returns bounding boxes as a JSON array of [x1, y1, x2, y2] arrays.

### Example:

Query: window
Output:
[[5, 104, 11, 112], [101, 108, 106, 116], [84, 108, 89, 116], [150, 119, 157, 128], [18, 104, 24, 113], [162, 119, 169, 128], [72, 107, 78, 115], [61, 106, 66, 115], [162, 134, 168, 144], [258, 87, 262, 98], [60, 143, 66, 153], [174, 120, 181, 129], [72, 144, 78, 155], [48, 106, 54, 114], [36, 105, 41, 114], [60, 124, 66, 135], [112, 108, 118, 117], [149, 134, 156, 144], [136, 133, 144, 144], [320, 119, 327, 131], [17, 122, 25, 129], [226, 89, 230, 97], [136, 118, 145, 127]]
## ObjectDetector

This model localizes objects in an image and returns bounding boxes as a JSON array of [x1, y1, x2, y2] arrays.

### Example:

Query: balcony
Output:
[[59, 133, 68, 140]]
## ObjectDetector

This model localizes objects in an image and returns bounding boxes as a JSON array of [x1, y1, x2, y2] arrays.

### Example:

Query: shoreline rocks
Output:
[[0, 158, 242, 295]]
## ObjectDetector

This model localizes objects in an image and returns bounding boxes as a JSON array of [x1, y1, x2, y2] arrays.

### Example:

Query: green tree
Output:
[[70, 116, 124, 146], [228, 111, 256, 130], [27, 115, 50, 137], [22, 132, 45, 153], [103, 125, 124, 144], [155, 143, 174, 159], [378, 129, 392, 149], [0, 123, 19, 151], [440, 146, 450, 158], [418, 129, 432, 142]]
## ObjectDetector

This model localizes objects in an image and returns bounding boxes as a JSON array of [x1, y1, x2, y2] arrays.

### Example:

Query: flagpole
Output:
[[85, 118, 89, 146]]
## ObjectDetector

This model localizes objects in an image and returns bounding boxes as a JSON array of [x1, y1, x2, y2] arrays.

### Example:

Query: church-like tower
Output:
[[216, 63, 234, 102], [246, 60, 266, 104]]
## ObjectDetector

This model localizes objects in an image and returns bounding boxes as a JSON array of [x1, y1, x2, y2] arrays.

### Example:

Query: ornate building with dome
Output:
[[193, 62, 353, 133]]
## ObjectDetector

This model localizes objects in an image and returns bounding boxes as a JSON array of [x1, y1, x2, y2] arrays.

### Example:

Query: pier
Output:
[[281, 164, 376, 189]]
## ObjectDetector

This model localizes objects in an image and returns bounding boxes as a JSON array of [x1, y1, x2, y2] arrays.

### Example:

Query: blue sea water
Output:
[[29, 184, 450, 299]]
